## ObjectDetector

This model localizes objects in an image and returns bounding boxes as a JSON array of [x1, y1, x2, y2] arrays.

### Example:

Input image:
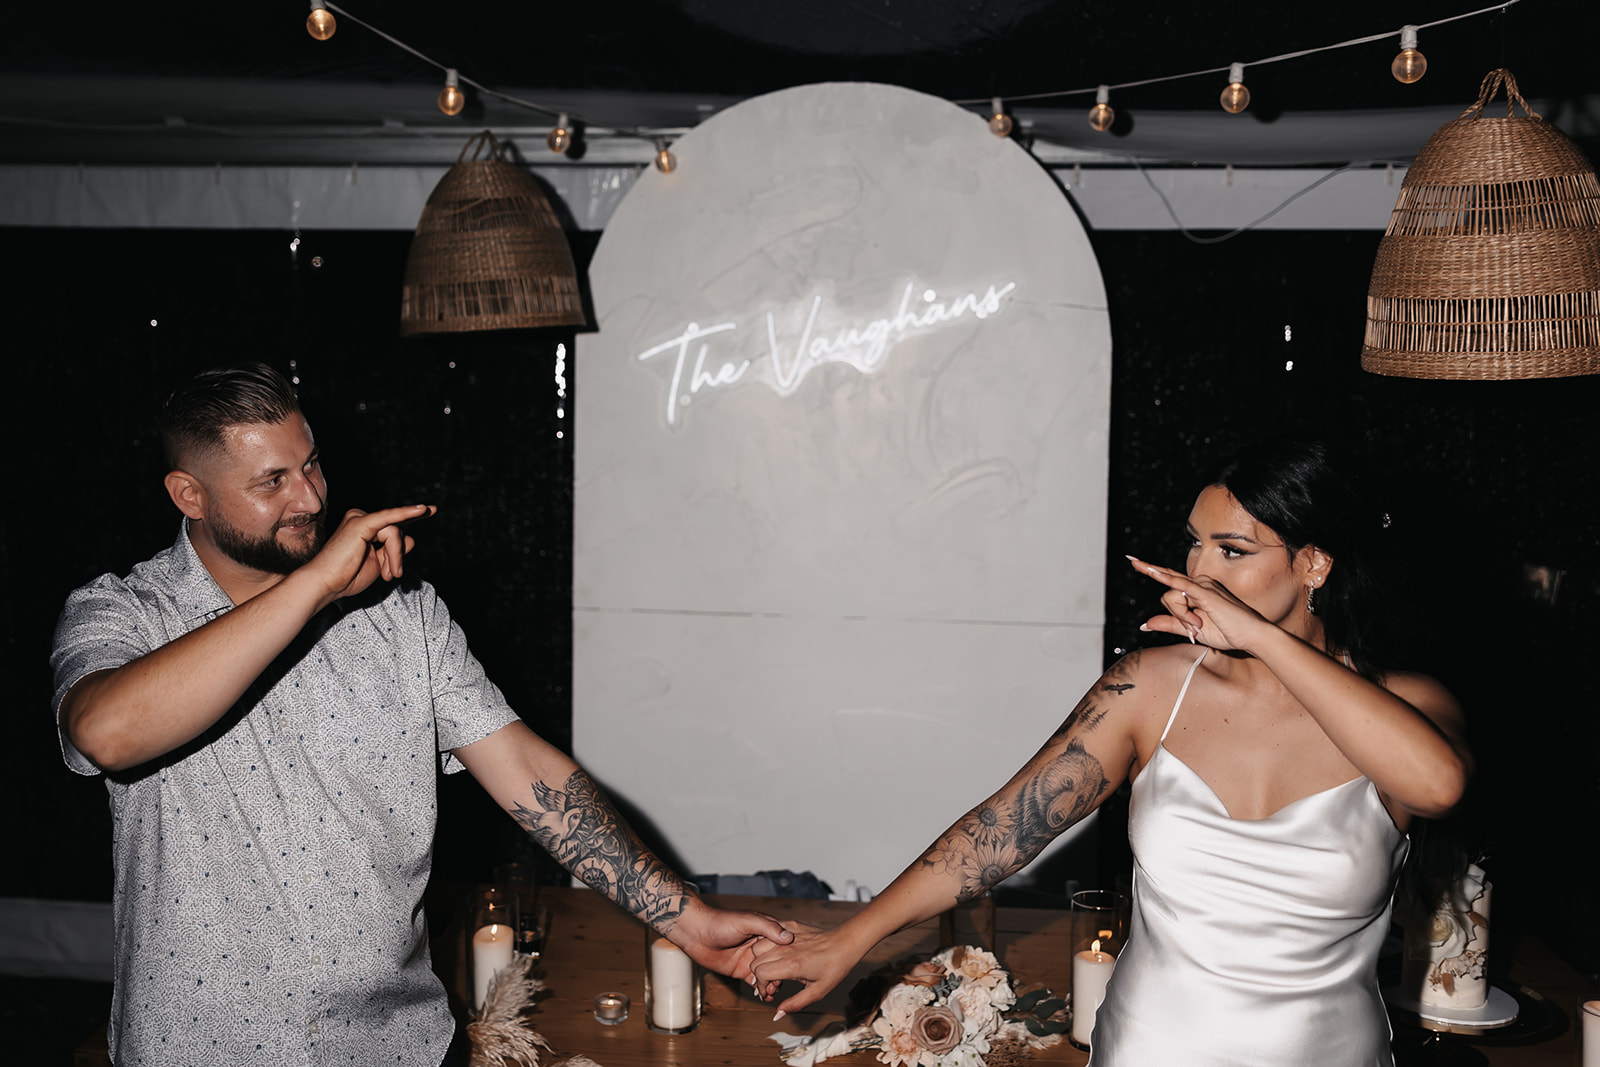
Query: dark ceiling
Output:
[[2, 0, 1597, 165], [9, 1, 1594, 106]]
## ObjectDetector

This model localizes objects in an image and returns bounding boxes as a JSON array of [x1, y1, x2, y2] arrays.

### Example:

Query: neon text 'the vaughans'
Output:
[[635, 279, 1018, 426]]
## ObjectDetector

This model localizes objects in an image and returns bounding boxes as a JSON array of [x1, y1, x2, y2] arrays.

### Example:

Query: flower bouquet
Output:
[[772, 946, 1067, 1067]]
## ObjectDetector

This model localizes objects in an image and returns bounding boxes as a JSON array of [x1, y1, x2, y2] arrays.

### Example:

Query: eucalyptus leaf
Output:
[[1011, 988, 1050, 1012]]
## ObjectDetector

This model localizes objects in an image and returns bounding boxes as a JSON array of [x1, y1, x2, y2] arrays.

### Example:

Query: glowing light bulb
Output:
[[437, 69, 465, 117], [654, 139, 676, 174], [306, 0, 336, 40], [988, 97, 1013, 138], [1088, 85, 1114, 132], [547, 113, 571, 154], [1391, 25, 1427, 84], [1220, 62, 1250, 114]]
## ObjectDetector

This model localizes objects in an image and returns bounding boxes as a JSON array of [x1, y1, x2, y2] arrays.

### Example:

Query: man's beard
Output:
[[208, 509, 328, 575]]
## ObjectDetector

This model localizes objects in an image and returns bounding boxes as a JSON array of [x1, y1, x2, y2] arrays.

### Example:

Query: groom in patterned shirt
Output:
[[52, 363, 788, 1066]]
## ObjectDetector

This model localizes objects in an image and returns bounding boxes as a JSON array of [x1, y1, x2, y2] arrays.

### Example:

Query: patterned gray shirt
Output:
[[52, 523, 519, 1067]]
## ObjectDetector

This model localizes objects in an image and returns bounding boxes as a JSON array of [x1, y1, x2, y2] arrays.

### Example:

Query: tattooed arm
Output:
[[454, 720, 790, 979], [749, 655, 1146, 1016]]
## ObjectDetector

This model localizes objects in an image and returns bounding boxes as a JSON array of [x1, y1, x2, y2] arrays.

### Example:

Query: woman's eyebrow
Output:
[[1187, 522, 1263, 544]]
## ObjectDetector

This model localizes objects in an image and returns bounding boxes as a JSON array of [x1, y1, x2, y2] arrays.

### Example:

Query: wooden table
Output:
[[440, 887, 1090, 1067], [75, 886, 1598, 1066], [1387, 934, 1597, 1067], [447, 888, 1598, 1067]]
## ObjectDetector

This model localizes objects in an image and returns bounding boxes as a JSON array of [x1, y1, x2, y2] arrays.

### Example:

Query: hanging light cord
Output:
[[957, 0, 1521, 105], [1134, 160, 1371, 244], [324, 1, 659, 141]]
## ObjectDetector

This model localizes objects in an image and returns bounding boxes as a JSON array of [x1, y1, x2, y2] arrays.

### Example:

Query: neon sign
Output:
[[636, 279, 1017, 426]]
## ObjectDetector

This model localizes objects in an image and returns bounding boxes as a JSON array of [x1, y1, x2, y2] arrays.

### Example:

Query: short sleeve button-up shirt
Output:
[[52, 523, 519, 1067]]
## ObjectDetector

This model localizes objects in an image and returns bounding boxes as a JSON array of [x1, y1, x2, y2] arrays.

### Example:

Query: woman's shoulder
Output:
[[1379, 669, 1464, 725], [1096, 643, 1211, 702], [1379, 667, 1451, 699], [1111, 642, 1211, 675], [1090, 645, 1213, 769]]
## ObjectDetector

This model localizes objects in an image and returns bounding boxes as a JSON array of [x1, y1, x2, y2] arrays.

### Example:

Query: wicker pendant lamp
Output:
[[1362, 69, 1600, 379], [400, 131, 585, 335]]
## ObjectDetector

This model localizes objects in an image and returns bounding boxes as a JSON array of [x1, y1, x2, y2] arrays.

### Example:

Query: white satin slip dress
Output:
[[1087, 650, 1408, 1066]]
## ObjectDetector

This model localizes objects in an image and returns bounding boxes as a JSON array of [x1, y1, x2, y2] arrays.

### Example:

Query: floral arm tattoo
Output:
[[509, 770, 691, 932], [919, 655, 1138, 901]]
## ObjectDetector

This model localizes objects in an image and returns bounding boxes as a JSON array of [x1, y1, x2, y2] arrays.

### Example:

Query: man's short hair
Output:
[[158, 363, 301, 470]]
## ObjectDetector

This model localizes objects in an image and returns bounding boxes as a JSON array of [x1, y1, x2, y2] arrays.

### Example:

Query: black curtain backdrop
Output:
[[4, 225, 1595, 986]]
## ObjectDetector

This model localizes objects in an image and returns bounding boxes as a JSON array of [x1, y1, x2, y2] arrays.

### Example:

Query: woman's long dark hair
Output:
[[1207, 439, 1397, 681], [1214, 441, 1480, 907]]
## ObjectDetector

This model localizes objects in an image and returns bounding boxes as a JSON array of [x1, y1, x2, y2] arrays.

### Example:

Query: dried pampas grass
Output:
[[466, 954, 565, 1067]]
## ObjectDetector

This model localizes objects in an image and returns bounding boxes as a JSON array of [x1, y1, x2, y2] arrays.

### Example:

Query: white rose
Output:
[[881, 982, 934, 1030], [954, 983, 998, 1034]]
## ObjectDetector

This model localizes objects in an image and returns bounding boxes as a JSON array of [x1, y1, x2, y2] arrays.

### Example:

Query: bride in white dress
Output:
[[749, 439, 1470, 1066]]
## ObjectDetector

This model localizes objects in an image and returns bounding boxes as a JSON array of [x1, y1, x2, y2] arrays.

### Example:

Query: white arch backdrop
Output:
[[574, 82, 1112, 894]]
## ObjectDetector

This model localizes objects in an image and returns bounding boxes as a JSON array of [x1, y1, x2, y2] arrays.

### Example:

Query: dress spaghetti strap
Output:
[[1159, 650, 1209, 742]]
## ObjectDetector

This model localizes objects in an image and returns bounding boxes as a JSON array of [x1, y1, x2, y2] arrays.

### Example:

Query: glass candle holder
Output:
[[492, 862, 543, 956], [644, 930, 701, 1034], [468, 887, 519, 1012], [1068, 889, 1130, 1050], [594, 991, 630, 1025], [938, 888, 997, 951], [520, 905, 550, 959]]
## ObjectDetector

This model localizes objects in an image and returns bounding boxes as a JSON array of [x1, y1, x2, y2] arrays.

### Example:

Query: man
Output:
[[53, 363, 787, 1066]]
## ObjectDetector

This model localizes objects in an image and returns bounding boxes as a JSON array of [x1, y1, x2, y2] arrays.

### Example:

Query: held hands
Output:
[[747, 921, 859, 1019], [305, 505, 436, 608], [1127, 555, 1271, 653], [667, 897, 793, 986]]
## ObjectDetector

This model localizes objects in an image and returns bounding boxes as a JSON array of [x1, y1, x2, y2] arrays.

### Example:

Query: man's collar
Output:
[[171, 519, 236, 621]]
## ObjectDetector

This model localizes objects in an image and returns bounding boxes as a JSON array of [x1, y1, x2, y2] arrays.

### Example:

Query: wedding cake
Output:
[[1401, 862, 1491, 1011]]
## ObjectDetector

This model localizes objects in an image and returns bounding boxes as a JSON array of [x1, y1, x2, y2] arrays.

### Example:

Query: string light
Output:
[[1220, 63, 1250, 114], [953, 1, 1517, 118], [653, 138, 677, 174], [289, 0, 1516, 166], [1392, 25, 1427, 83], [988, 98, 1013, 138], [306, 0, 336, 40], [437, 69, 465, 117], [547, 113, 571, 155], [317, 2, 675, 160], [1088, 85, 1114, 132]]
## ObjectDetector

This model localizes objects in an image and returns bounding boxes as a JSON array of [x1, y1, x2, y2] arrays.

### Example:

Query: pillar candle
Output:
[[472, 923, 515, 1010], [648, 936, 698, 1031], [1582, 1000, 1600, 1067], [1071, 941, 1116, 1046]]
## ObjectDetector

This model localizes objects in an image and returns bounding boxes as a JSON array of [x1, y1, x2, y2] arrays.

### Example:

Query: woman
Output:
[[749, 440, 1469, 1066]]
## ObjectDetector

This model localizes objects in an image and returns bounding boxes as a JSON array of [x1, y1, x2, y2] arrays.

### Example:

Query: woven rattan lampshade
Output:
[[400, 131, 585, 335], [1362, 70, 1600, 379]]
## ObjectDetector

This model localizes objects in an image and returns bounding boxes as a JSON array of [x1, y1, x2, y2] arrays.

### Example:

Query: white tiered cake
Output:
[[1401, 862, 1491, 1011]]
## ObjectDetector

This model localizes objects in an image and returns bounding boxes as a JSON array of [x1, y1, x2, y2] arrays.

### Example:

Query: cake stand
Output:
[[1384, 984, 1520, 1066]]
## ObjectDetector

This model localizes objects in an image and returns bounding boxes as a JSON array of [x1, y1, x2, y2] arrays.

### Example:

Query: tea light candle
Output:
[[1071, 939, 1116, 1047], [471, 923, 515, 1010], [594, 992, 630, 1025], [648, 936, 698, 1031]]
